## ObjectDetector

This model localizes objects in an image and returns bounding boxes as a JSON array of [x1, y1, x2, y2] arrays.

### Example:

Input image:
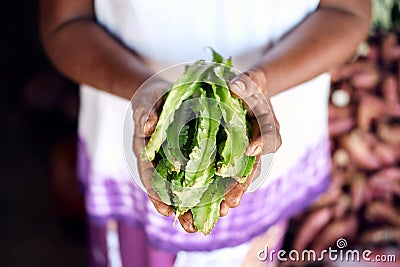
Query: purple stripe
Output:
[[79, 136, 331, 253], [77, 137, 90, 189], [146, 174, 330, 253], [87, 217, 176, 267], [88, 214, 143, 228]]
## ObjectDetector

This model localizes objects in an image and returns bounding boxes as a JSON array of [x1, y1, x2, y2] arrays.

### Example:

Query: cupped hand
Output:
[[229, 68, 282, 156], [221, 68, 282, 214], [178, 68, 282, 232], [132, 79, 174, 217]]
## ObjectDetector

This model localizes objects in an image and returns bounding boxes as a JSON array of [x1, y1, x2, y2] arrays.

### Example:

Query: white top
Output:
[[79, 0, 329, 209]]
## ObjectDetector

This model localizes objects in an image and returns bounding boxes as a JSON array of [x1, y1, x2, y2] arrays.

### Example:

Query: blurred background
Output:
[[1, 1, 400, 266], [1, 1, 85, 266]]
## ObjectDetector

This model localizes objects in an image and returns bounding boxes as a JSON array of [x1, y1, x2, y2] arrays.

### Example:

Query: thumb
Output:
[[224, 156, 260, 208], [246, 115, 282, 156]]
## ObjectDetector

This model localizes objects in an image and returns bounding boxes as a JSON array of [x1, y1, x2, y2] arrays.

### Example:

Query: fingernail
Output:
[[232, 80, 245, 93], [228, 197, 241, 208], [140, 114, 148, 127], [247, 145, 262, 156]]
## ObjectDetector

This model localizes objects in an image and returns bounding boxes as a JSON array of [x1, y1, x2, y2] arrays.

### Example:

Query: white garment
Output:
[[173, 242, 250, 267], [79, 0, 331, 262], [80, 0, 329, 188]]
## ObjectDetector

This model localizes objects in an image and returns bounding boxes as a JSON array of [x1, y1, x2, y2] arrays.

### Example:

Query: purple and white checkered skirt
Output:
[[78, 135, 331, 253]]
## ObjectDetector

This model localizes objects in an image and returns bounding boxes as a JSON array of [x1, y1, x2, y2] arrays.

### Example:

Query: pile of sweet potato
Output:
[[284, 31, 400, 258]]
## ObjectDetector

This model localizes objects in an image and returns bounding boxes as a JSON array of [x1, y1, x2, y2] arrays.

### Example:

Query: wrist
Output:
[[113, 70, 155, 100], [245, 67, 271, 98]]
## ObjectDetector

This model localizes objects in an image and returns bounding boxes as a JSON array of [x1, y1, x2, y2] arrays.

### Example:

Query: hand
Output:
[[229, 68, 282, 156], [178, 68, 282, 232], [223, 68, 282, 213], [132, 79, 174, 217]]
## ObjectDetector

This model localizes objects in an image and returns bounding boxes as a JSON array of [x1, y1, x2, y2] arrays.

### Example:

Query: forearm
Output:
[[40, 12, 153, 100], [256, 3, 371, 96]]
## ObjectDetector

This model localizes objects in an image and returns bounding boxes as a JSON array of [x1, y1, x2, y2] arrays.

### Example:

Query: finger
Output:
[[134, 133, 173, 213], [229, 69, 281, 155], [229, 68, 268, 97], [131, 78, 168, 115], [228, 96, 279, 155], [224, 182, 247, 208], [133, 105, 156, 139], [142, 93, 165, 137], [244, 68, 268, 94], [143, 109, 158, 137], [131, 80, 173, 217], [246, 155, 262, 185], [225, 156, 260, 208], [246, 135, 277, 156], [229, 80, 260, 118], [135, 156, 154, 190], [133, 103, 158, 192], [249, 117, 261, 139], [220, 200, 229, 217], [148, 191, 173, 217], [246, 132, 282, 156], [178, 211, 198, 233], [133, 113, 158, 160], [135, 149, 169, 199], [246, 114, 281, 155], [229, 79, 248, 98], [152, 92, 165, 111], [136, 145, 174, 218], [229, 71, 281, 155], [246, 138, 263, 156], [138, 158, 173, 216]]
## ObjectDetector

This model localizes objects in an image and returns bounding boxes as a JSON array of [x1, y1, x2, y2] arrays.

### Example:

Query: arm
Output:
[[40, 0, 173, 216], [39, 0, 153, 100], [221, 0, 371, 229], [229, 0, 371, 156], [255, 0, 371, 96]]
